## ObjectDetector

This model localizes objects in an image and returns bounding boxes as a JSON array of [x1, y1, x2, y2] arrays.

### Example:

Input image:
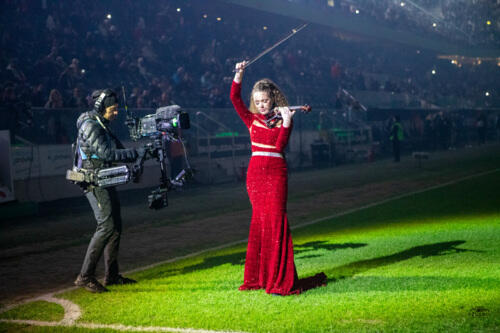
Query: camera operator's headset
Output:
[[94, 89, 114, 114]]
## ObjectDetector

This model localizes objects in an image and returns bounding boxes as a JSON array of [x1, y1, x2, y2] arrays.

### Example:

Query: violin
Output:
[[265, 105, 312, 128]]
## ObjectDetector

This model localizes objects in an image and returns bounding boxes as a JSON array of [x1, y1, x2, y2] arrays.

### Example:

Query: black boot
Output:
[[103, 274, 137, 286], [74, 275, 109, 293]]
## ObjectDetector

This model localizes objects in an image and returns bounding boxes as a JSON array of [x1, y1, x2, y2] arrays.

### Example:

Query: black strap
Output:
[[94, 114, 125, 149]]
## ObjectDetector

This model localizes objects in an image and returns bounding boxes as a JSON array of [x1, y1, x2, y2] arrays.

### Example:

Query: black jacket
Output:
[[76, 111, 137, 169]]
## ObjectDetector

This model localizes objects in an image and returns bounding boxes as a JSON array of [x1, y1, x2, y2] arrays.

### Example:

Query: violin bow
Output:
[[234, 23, 308, 72]]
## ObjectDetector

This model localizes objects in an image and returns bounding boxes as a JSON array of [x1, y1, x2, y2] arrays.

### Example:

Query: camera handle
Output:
[[131, 143, 153, 183]]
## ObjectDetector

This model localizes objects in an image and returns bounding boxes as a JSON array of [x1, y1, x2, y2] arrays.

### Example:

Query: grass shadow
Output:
[[136, 242, 366, 281], [294, 241, 367, 260], [327, 240, 480, 282]]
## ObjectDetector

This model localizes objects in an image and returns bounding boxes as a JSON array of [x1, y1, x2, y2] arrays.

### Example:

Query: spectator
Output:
[[44, 88, 67, 143], [476, 113, 486, 145], [45, 89, 64, 108], [67, 87, 86, 108], [59, 58, 83, 90]]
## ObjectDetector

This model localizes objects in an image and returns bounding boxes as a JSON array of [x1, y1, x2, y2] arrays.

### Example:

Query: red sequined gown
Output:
[[230, 81, 301, 295]]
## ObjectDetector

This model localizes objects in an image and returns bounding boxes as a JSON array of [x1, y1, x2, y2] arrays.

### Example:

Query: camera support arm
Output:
[[122, 85, 140, 141]]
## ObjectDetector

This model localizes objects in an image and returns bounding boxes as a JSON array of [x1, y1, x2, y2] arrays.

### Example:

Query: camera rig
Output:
[[125, 104, 192, 209], [67, 88, 193, 210]]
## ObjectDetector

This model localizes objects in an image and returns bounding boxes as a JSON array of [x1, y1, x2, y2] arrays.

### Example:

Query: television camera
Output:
[[67, 98, 193, 210], [125, 104, 193, 209]]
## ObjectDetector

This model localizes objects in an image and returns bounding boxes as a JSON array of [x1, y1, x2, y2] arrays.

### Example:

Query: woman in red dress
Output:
[[230, 61, 326, 295]]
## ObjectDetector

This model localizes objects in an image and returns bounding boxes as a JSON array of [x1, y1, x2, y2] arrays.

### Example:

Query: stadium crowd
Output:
[[0, 0, 498, 119], [298, 0, 500, 46]]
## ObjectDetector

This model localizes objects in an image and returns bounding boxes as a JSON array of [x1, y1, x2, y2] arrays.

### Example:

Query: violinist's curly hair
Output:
[[249, 78, 288, 114]]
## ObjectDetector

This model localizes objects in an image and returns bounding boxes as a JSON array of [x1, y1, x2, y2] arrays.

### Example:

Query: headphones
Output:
[[93, 89, 115, 114]]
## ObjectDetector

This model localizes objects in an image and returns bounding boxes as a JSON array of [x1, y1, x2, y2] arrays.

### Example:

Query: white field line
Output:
[[43, 295, 81, 325], [0, 319, 248, 333], [0, 294, 81, 320], [1, 167, 499, 333]]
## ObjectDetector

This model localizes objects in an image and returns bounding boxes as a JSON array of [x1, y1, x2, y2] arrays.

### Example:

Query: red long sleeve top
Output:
[[230, 81, 292, 154]]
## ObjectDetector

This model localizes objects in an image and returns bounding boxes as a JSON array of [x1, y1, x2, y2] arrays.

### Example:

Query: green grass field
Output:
[[1, 169, 499, 332]]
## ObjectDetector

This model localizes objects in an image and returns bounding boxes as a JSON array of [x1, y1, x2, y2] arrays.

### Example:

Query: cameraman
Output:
[[74, 89, 138, 293]]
